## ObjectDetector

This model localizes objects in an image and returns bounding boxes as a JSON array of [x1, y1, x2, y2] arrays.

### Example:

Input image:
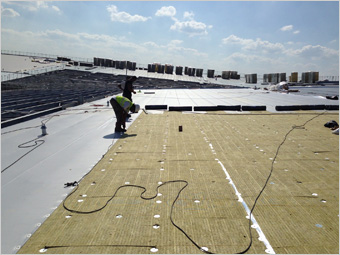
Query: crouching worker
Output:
[[110, 95, 140, 132]]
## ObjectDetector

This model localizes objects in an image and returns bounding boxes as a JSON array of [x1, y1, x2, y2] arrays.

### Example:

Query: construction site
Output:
[[1, 53, 339, 254]]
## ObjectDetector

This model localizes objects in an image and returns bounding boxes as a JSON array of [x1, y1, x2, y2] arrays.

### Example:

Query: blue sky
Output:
[[1, 1, 339, 76]]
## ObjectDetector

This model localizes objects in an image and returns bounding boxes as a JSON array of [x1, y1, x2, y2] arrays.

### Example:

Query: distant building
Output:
[[221, 70, 240, 79], [302, 71, 319, 83], [245, 73, 257, 83], [263, 73, 286, 83], [289, 72, 298, 82]]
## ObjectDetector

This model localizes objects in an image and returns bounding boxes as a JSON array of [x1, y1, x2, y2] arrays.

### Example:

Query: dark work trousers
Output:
[[123, 84, 132, 117], [123, 81, 133, 102], [110, 98, 124, 129]]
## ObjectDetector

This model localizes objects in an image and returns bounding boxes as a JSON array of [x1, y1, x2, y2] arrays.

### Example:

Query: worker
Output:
[[123, 76, 137, 101], [123, 76, 137, 118], [110, 95, 140, 132]]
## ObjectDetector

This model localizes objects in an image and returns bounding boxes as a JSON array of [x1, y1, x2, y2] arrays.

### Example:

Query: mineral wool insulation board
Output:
[[1, 88, 338, 254], [17, 109, 340, 254]]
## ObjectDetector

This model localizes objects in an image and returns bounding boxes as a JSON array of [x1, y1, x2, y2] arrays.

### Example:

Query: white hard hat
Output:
[[134, 104, 140, 113]]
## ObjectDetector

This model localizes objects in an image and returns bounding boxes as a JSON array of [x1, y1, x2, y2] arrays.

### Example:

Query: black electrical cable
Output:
[[0, 115, 60, 172], [235, 110, 327, 254], [1, 112, 104, 173], [3, 108, 116, 176], [190, 111, 328, 254], [1, 115, 57, 135], [2, 104, 124, 174], [1, 137, 45, 173], [61, 179, 214, 254], [1, 125, 41, 135]]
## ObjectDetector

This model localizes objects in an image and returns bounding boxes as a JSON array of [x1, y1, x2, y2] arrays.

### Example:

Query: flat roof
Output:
[[17, 109, 339, 254], [1, 89, 339, 254]]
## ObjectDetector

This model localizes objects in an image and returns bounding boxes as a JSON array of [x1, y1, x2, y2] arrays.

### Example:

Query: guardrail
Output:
[[1, 65, 66, 82], [1, 50, 92, 62]]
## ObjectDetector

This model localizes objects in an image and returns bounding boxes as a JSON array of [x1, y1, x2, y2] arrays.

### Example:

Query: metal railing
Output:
[[1, 50, 92, 63], [319, 76, 339, 81], [1, 65, 66, 82]]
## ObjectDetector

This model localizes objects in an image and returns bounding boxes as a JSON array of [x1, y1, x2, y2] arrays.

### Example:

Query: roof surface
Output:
[[16, 109, 339, 254], [1, 88, 339, 254]]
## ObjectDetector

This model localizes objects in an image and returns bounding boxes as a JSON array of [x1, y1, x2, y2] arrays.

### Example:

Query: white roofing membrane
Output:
[[1, 88, 339, 254]]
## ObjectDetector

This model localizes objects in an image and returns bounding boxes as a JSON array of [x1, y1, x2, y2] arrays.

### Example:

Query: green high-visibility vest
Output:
[[115, 96, 133, 112]]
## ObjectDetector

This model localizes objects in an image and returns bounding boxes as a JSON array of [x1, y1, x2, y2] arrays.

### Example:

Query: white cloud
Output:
[[183, 11, 194, 20], [2, 28, 79, 43], [142, 39, 207, 59], [3, 27, 207, 62], [45, 29, 80, 41], [222, 34, 253, 45], [167, 40, 207, 57], [155, 7, 211, 37], [143, 41, 160, 48], [17, 1, 48, 11], [280, 25, 293, 31], [281, 25, 300, 34], [36, 1, 48, 10], [2, 1, 61, 13], [1, 6, 20, 17], [221, 52, 286, 73], [1, 28, 147, 59], [222, 35, 284, 53], [221, 35, 338, 74], [225, 52, 275, 64], [155, 6, 176, 17], [286, 44, 338, 58], [51, 5, 61, 14], [107, 5, 151, 23], [168, 40, 183, 46], [222, 34, 338, 69], [170, 20, 212, 37]]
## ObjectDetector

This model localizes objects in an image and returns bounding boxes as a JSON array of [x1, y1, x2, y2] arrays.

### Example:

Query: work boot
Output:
[[115, 127, 125, 132]]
